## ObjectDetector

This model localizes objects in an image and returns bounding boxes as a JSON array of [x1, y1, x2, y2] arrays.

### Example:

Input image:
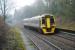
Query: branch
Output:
[[0, 0, 4, 15]]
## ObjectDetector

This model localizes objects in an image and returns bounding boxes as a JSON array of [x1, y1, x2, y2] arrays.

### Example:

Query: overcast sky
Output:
[[9, 0, 36, 15]]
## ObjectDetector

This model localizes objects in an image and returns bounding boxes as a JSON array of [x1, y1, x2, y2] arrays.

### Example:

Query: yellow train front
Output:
[[23, 14, 56, 34], [40, 15, 56, 34]]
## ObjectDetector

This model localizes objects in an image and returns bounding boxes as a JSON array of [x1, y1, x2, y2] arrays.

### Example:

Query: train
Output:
[[23, 14, 56, 34]]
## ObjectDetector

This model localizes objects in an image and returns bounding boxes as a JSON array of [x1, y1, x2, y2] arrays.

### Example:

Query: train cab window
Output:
[[50, 16, 54, 25], [42, 17, 45, 24]]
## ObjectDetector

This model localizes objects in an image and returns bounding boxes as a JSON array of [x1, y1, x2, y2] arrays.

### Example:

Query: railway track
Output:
[[55, 31, 75, 42], [22, 28, 75, 50], [20, 32, 39, 50], [24, 28, 60, 50]]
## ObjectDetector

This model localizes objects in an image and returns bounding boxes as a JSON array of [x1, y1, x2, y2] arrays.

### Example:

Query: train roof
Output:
[[24, 16, 41, 21], [23, 14, 54, 21], [41, 14, 53, 16]]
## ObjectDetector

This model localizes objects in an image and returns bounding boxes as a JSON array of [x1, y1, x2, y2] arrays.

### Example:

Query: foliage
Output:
[[14, 0, 75, 19], [14, 0, 75, 30], [4, 27, 26, 50]]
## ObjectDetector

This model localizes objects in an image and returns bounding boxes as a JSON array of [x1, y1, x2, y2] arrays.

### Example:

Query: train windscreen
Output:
[[50, 16, 54, 25], [42, 17, 45, 24]]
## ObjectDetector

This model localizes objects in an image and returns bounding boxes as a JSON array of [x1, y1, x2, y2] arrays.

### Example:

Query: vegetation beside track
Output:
[[55, 16, 75, 31], [4, 27, 26, 50]]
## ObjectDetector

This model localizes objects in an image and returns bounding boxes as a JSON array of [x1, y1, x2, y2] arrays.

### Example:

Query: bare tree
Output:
[[0, 0, 6, 22], [0, 0, 14, 23]]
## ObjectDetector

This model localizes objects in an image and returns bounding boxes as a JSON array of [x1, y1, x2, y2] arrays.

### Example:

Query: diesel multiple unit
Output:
[[23, 14, 56, 34]]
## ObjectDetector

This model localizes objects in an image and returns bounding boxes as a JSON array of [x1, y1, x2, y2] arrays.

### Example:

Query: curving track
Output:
[[21, 27, 75, 50]]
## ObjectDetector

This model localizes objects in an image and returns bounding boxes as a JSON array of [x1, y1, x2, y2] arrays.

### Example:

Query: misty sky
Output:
[[9, 0, 36, 15]]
